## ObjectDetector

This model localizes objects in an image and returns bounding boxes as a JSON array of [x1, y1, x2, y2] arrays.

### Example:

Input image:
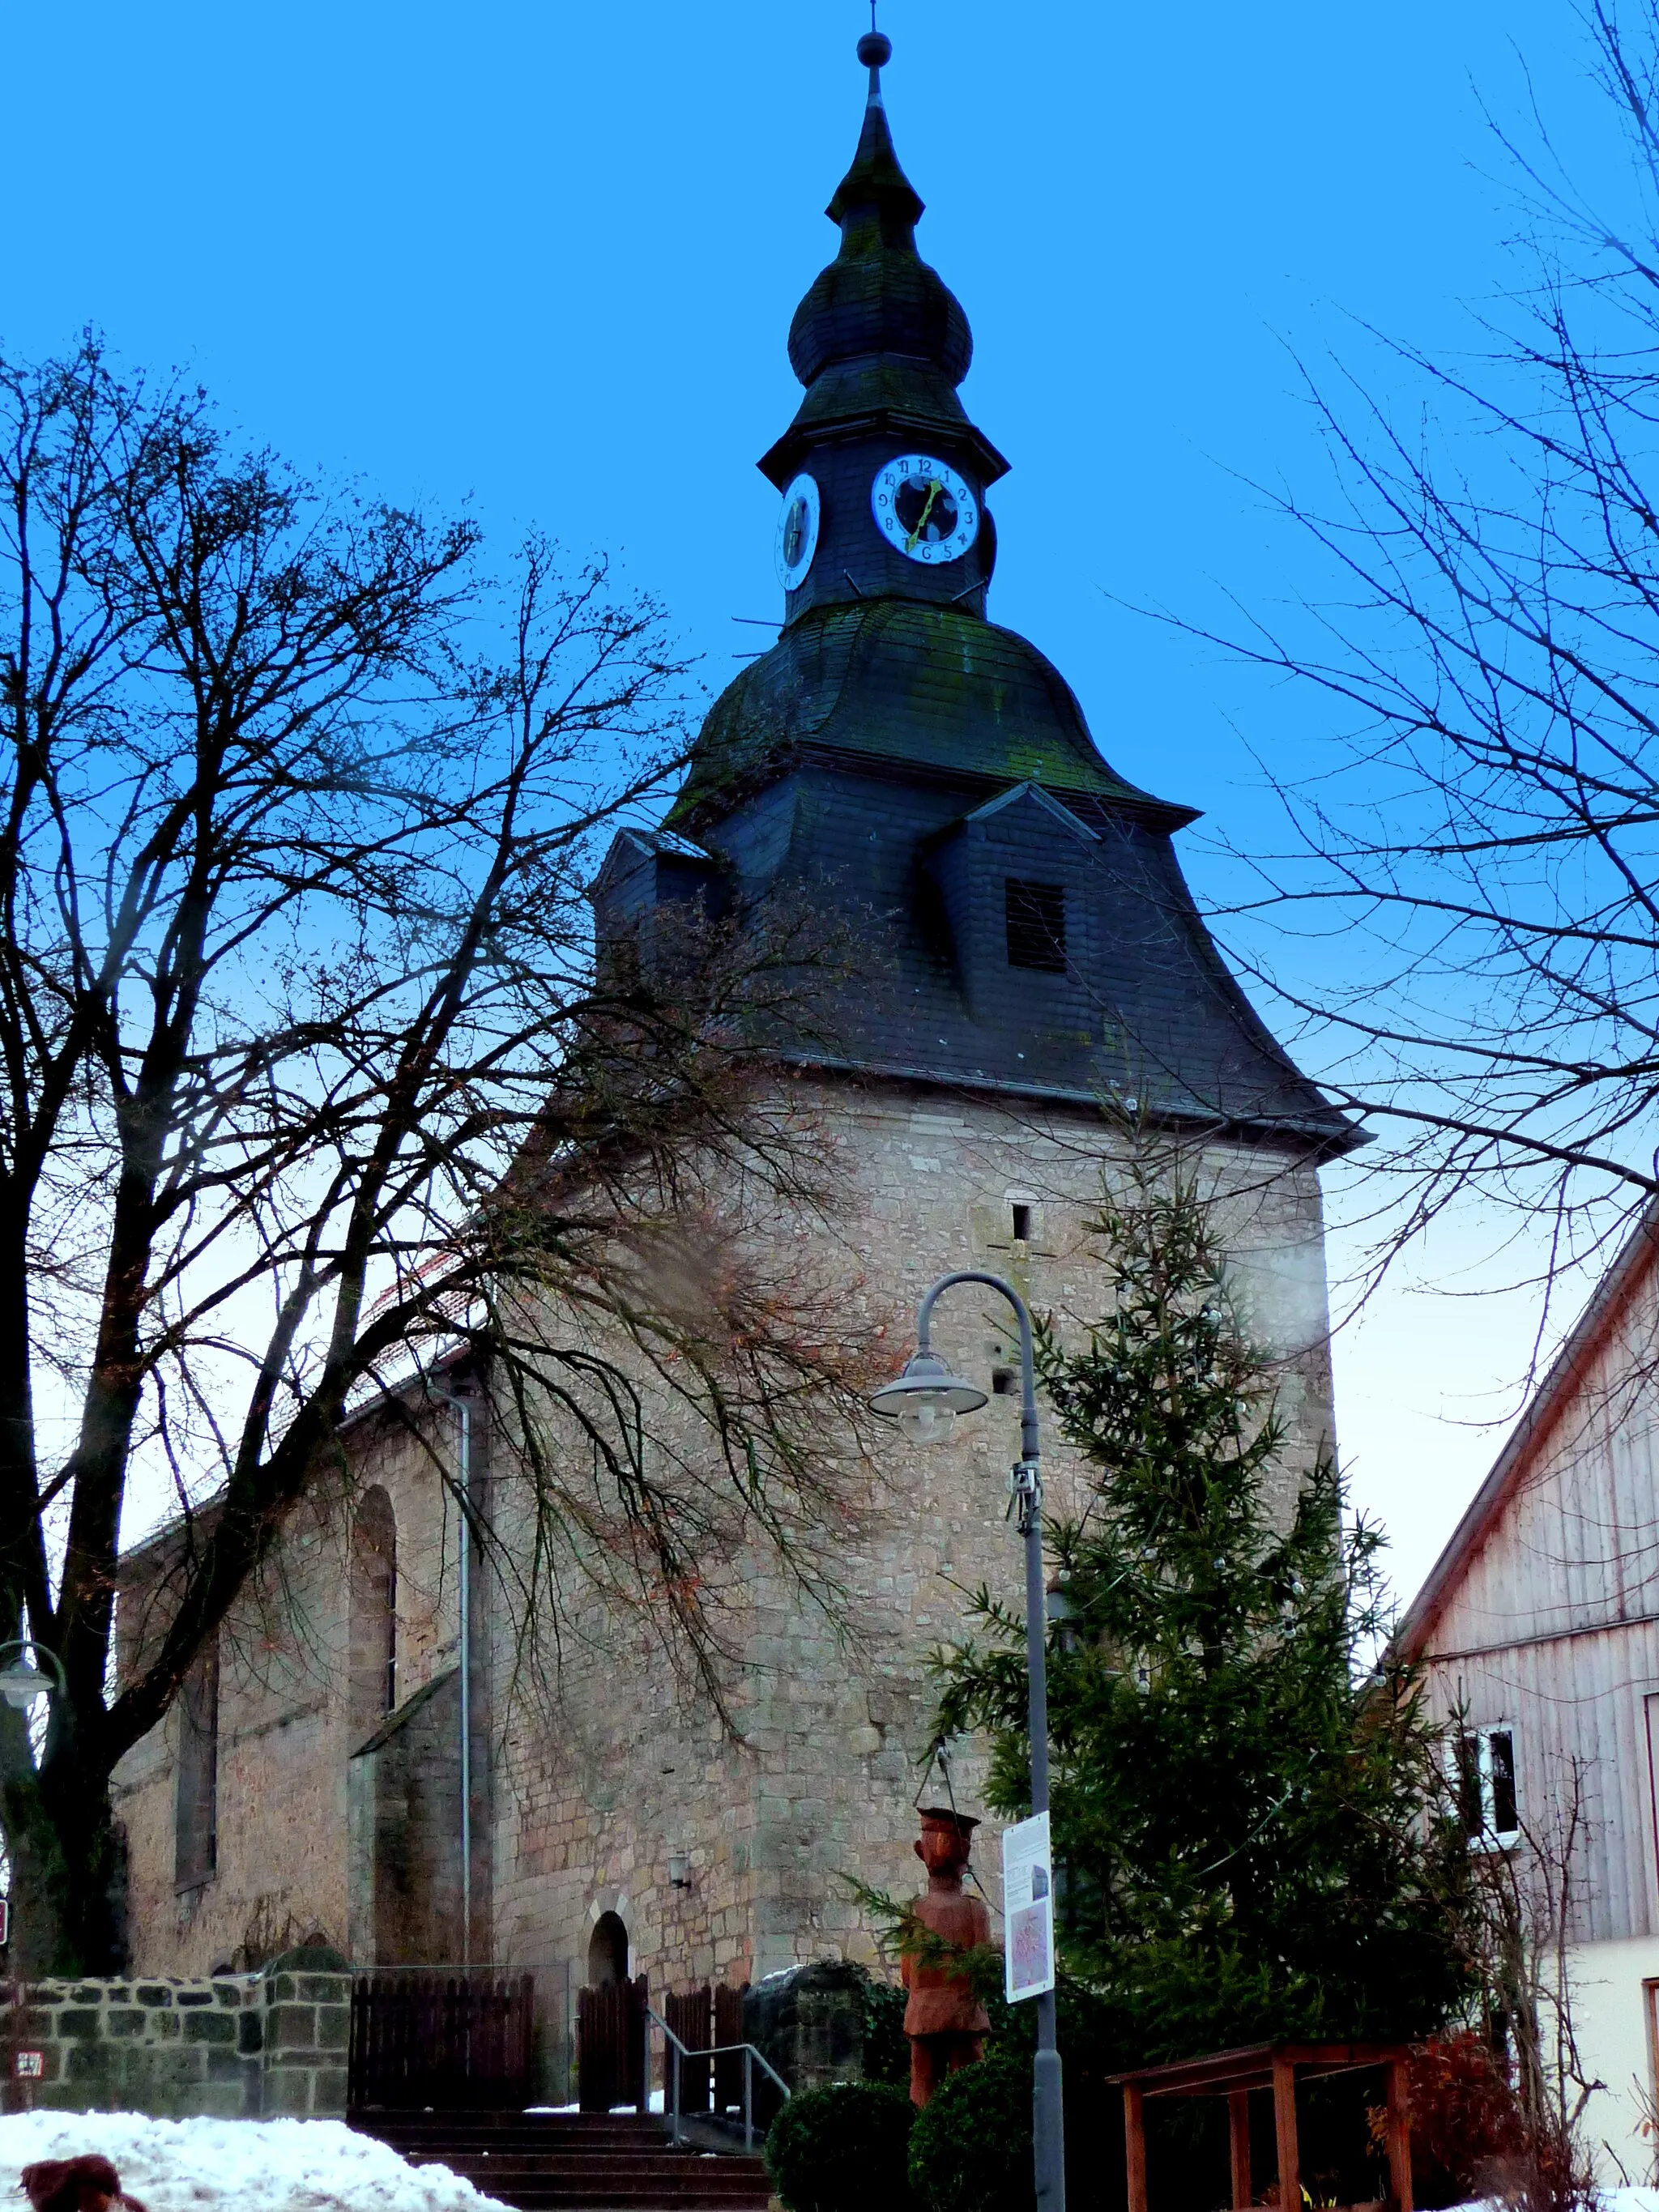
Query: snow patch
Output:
[[1452, 2198, 1659, 2212], [0, 2112, 510, 2212]]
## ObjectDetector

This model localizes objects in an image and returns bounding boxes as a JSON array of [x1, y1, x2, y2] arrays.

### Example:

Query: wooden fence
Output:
[[348, 1971, 534, 2112]]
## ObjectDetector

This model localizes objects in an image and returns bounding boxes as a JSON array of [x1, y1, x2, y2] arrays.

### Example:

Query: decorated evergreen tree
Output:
[[932, 1152, 1477, 2066]]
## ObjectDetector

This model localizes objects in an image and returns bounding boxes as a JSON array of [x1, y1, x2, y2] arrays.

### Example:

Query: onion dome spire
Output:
[[826, 32, 923, 238], [760, 32, 1005, 496]]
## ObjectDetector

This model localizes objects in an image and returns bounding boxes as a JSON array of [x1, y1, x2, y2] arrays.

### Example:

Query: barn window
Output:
[[351, 1485, 399, 1733], [1456, 1724, 1520, 1848], [1004, 880, 1066, 973], [174, 1633, 220, 1891]]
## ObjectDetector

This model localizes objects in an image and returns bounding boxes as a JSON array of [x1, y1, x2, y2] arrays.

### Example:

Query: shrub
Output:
[[1389, 2034, 1524, 2208], [908, 2057, 1032, 2212], [860, 1977, 911, 2090], [766, 2081, 915, 2212]]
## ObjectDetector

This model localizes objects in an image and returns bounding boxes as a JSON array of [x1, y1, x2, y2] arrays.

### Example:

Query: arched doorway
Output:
[[578, 1911, 644, 2110], [587, 1910, 629, 1986]]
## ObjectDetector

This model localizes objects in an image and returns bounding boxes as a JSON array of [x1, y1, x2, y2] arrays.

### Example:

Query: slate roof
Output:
[[672, 762, 1356, 1147], [759, 43, 1007, 490], [611, 35, 1357, 1158], [673, 600, 1187, 829]]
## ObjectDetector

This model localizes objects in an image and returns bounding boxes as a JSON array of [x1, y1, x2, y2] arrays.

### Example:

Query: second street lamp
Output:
[[870, 1269, 1066, 2212]]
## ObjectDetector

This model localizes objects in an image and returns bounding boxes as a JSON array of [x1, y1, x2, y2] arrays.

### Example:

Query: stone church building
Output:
[[111, 34, 1351, 2095]]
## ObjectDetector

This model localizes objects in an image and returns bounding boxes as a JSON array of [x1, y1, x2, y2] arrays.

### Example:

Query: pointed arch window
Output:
[[174, 1631, 220, 1892], [351, 1486, 398, 1733]]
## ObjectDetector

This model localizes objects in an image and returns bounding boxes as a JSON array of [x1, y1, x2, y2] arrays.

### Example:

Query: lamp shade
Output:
[[0, 1660, 45, 1711], [869, 1349, 987, 1444]]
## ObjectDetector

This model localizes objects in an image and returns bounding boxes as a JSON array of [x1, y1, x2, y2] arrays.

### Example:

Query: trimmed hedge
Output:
[[766, 2081, 915, 2212], [908, 2057, 1033, 2212]]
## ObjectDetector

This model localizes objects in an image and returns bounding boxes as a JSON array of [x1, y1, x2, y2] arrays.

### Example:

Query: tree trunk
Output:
[[2, 1745, 126, 1977]]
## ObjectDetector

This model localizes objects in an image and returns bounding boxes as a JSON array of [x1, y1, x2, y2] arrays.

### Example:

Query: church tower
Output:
[[545, 32, 1352, 2011], [595, 33, 1350, 1148], [99, 33, 1352, 2056]]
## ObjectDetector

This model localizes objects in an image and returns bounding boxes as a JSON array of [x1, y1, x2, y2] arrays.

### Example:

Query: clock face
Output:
[[871, 454, 979, 565], [774, 474, 821, 591]]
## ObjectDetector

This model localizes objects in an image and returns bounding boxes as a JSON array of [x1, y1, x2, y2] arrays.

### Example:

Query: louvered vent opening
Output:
[[1005, 879, 1067, 972]]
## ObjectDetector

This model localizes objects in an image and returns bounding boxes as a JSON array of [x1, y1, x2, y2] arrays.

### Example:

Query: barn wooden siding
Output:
[[1416, 1236, 1659, 1950]]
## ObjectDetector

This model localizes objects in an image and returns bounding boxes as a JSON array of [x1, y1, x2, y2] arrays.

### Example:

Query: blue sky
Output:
[[6, 0, 1618, 1601]]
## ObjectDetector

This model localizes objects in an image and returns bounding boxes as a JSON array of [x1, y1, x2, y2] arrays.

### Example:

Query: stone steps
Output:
[[351, 2111, 774, 2212]]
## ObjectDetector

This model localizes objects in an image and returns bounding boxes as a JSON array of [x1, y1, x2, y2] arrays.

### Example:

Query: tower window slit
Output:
[[1005, 880, 1067, 972]]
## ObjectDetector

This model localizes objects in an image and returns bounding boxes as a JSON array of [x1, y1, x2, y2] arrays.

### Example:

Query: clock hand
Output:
[[905, 479, 945, 551]]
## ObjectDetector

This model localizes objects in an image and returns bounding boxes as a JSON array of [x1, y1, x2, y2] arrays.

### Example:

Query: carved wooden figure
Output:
[[902, 1807, 993, 2106]]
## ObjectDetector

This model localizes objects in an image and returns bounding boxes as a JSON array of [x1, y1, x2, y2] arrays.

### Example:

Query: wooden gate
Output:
[[577, 1973, 648, 2112], [348, 1971, 535, 2112], [714, 1984, 747, 2114], [664, 1984, 713, 2112]]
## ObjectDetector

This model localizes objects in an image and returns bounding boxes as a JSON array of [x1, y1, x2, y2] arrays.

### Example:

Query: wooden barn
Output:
[[1397, 1202, 1659, 2181]]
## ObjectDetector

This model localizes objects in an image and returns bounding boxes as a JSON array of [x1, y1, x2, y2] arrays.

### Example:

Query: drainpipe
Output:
[[438, 1389, 472, 1966]]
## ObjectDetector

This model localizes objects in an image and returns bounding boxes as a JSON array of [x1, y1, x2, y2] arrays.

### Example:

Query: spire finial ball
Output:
[[857, 31, 892, 68]]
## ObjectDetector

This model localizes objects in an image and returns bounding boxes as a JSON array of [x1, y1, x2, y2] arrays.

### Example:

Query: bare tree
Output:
[[1466, 1750, 1603, 2212], [0, 340, 871, 1972], [1174, 0, 1659, 1302]]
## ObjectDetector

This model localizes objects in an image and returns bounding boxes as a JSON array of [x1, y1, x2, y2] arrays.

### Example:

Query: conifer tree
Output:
[[932, 1153, 1477, 2065]]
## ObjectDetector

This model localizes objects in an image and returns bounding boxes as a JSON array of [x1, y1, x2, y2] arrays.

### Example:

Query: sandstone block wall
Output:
[[260, 1962, 353, 2116], [113, 1401, 479, 1977], [107, 1068, 1336, 2107], [0, 1961, 349, 2118], [485, 1080, 1336, 2090]]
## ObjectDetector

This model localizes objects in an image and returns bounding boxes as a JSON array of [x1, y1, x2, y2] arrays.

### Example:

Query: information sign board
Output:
[[1001, 1809, 1055, 2002]]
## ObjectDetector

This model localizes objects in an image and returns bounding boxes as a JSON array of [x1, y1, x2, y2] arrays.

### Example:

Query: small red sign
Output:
[[15, 2052, 43, 2079]]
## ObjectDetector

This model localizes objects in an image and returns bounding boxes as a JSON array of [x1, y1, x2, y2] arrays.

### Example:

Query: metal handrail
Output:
[[646, 2004, 791, 2152]]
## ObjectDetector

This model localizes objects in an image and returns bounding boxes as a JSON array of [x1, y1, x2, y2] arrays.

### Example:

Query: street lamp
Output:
[[0, 1640, 63, 1713], [870, 1270, 1066, 2212]]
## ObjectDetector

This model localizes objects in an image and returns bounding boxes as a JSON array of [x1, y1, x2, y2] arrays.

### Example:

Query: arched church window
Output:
[[350, 1486, 398, 1733], [587, 1911, 629, 1987], [174, 1630, 220, 1891]]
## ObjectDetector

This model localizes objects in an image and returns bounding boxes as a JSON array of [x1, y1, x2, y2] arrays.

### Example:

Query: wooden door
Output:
[[577, 1972, 648, 2112]]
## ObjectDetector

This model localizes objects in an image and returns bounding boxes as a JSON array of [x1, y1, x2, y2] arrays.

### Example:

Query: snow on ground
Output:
[[1445, 2198, 1656, 2212], [0, 2112, 511, 2212]]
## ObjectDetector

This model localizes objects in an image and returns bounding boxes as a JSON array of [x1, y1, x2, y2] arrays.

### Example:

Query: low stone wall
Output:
[[0, 1947, 351, 2118], [259, 1954, 352, 2117]]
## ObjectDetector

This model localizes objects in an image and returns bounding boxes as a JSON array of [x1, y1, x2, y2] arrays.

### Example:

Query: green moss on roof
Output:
[[672, 599, 1185, 825]]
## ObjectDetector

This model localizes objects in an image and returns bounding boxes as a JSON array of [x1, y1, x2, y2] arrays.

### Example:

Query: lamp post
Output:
[[869, 1271, 1065, 2212]]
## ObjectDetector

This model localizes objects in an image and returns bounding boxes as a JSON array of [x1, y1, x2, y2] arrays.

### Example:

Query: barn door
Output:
[[577, 1971, 648, 2111]]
